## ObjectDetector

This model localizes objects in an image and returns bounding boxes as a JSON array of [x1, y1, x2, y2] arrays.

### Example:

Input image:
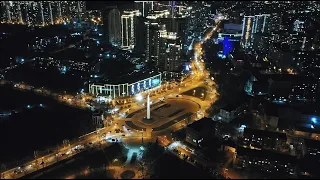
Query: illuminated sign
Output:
[[152, 78, 160, 86], [143, 81, 147, 90], [185, 64, 190, 71], [137, 82, 140, 93], [131, 84, 134, 95]]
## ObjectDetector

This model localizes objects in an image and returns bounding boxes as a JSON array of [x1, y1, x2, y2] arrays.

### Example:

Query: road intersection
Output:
[[0, 22, 220, 179]]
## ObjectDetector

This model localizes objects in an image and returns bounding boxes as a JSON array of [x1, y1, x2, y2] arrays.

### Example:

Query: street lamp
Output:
[[135, 94, 143, 102], [141, 129, 144, 144]]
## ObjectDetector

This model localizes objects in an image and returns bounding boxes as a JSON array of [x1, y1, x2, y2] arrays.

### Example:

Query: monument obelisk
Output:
[[147, 94, 151, 119]]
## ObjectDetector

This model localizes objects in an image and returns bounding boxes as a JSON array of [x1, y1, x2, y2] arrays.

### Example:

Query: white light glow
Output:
[[135, 94, 143, 101]]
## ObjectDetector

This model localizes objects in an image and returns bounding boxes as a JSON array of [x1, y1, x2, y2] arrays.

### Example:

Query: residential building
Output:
[[236, 147, 297, 176], [185, 117, 218, 148], [92, 110, 104, 128], [219, 101, 248, 122], [239, 128, 287, 151]]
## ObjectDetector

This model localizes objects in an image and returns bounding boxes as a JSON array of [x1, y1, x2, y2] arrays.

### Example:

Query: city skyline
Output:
[[0, 1, 320, 179]]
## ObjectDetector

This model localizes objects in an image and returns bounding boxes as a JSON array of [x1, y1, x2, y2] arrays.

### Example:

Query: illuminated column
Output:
[[49, 2, 53, 25], [147, 94, 151, 119]]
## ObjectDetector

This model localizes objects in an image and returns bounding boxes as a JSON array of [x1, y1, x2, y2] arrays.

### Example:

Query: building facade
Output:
[[89, 73, 162, 99], [108, 8, 121, 45], [92, 110, 104, 128], [134, 1, 154, 17], [121, 10, 141, 49], [0, 1, 86, 26]]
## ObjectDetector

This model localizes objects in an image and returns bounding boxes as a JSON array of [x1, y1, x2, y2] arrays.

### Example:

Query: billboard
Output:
[[130, 74, 161, 95]]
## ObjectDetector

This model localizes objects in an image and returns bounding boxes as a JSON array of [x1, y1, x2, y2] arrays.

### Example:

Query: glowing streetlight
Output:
[[135, 94, 143, 101], [311, 117, 317, 124]]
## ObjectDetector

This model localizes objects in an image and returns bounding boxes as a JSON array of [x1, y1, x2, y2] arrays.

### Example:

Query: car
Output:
[[14, 169, 22, 175]]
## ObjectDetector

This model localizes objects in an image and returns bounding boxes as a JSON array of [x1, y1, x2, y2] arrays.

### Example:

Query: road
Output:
[[0, 20, 221, 180]]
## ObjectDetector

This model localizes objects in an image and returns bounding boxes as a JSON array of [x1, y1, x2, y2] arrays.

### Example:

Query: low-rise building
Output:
[[302, 138, 320, 158], [92, 110, 104, 128], [267, 74, 318, 103], [219, 101, 248, 122], [239, 128, 287, 151], [236, 147, 297, 176], [185, 118, 218, 148]]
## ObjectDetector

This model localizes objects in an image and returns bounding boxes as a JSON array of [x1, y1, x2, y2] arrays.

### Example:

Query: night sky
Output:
[[86, 1, 134, 11]]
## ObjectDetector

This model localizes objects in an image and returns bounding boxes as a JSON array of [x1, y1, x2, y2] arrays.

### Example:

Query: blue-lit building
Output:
[[88, 72, 162, 99]]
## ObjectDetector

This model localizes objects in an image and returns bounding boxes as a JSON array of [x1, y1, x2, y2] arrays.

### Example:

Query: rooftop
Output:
[[97, 70, 161, 85], [295, 123, 320, 133], [236, 147, 297, 164], [187, 117, 216, 133], [243, 128, 287, 140], [221, 97, 248, 112], [267, 74, 317, 84], [304, 138, 320, 149]]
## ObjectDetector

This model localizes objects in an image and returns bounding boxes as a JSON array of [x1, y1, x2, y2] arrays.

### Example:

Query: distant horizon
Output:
[[86, 1, 134, 11]]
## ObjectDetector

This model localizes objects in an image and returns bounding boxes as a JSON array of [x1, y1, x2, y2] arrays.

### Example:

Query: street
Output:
[[0, 21, 221, 180]]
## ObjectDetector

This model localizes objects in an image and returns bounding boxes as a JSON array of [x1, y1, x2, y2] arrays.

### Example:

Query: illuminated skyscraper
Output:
[[108, 9, 121, 45], [241, 15, 255, 49], [253, 14, 270, 34], [164, 33, 182, 72], [0, 1, 85, 26], [134, 1, 154, 17], [145, 20, 160, 62], [121, 10, 140, 49], [10, 1, 23, 24], [42, 1, 54, 25], [134, 16, 147, 55]]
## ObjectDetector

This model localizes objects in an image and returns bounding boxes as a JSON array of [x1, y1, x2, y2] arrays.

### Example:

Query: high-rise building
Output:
[[242, 14, 271, 49], [0, 1, 86, 26], [242, 16, 255, 49], [134, 16, 147, 55], [253, 14, 270, 34], [102, 6, 121, 45], [26, 2, 43, 26], [108, 8, 121, 45], [134, 1, 154, 17], [121, 10, 141, 49], [143, 10, 184, 71], [42, 2, 54, 25], [293, 20, 305, 33], [0, 2, 7, 23], [268, 13, 282, 32], [164, 34, 182, 72], [145, 20, 161, 62], [144, 10, 169, 62], [10, 1, 23, 24], [159, 17, 186, 47]]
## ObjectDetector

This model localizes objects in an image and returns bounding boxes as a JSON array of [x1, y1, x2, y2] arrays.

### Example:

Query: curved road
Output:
[[1, 21, 221, 180]]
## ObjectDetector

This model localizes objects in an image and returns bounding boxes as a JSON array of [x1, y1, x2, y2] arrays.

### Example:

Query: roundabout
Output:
[[124, 97, 201, 134], [120, 170, 135, 179]]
